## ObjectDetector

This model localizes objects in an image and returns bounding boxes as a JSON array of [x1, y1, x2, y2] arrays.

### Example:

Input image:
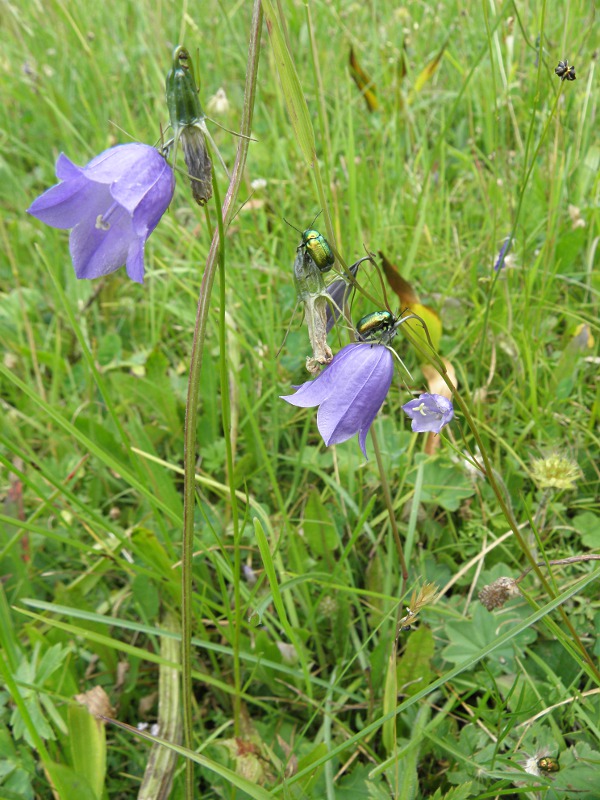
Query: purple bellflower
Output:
[[27, 144, 175, 284], [493, 236, 512, 272], [281, 342, 394, 457], [402, 393, 454, 433]]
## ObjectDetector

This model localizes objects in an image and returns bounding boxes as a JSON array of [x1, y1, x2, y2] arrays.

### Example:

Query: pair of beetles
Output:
[[287, 212, 400, 344]]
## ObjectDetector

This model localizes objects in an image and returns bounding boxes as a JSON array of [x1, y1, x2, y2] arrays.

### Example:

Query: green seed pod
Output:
[[165, 46, 204, 132], [165, 45, 212, 206]]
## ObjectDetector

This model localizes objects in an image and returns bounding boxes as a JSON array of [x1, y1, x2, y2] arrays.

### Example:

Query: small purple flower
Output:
[[493, 236, 512, 272], [281, 343, 394, 457], [402, 393, 454, 434], [27, 144, 175, 284]]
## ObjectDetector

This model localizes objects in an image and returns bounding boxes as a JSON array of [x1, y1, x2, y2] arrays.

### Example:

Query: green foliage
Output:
[[9, 644, 70, 747], [396, 627, 435, 697], [0, 723, 36, 800], [1, 0, 599, 797], [442, 604, 537, 674], [68, 704, 106, 800]]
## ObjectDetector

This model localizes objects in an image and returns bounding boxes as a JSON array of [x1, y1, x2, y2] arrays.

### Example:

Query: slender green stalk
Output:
[[212, 170, 243, 733], [305, 5, 339, 266], [181, 5, 263, 797], [370, 427, 408, 589]]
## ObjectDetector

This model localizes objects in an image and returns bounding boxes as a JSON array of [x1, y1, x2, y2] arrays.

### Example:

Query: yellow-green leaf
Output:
[[379, 251, 443, 354], [404, 302, 443, 354], [408, 43, 446, 100], [349, 47, 379, 112], [382, 649, 397, 753]]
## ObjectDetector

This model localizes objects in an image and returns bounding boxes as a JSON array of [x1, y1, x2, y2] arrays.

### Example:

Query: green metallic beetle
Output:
[[284, 212, 335, 272], [537, 756, 560, 773], [356, 310, 397, 342]]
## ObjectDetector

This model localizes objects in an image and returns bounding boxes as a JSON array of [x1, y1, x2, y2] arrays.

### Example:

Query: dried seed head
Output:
[[479, 576, 520, 610]]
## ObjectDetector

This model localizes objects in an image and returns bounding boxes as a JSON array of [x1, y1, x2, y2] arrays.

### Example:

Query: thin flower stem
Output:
[[180, 5, 262, 798], [212, 170, 243, 734], [370, 427, 408, 590], [305, 11, 341, 275], [516, 555, 600, 583]]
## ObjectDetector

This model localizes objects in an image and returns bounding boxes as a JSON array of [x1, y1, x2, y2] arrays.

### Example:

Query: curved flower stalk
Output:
[[281, 342, 394, 457], [402, 392, 454, 433], [27, 144, 175, 283]]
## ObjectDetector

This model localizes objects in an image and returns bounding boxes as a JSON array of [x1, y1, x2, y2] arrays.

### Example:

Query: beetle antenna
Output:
[[283, 218, 303, 235], [308, 210, 323, 228]]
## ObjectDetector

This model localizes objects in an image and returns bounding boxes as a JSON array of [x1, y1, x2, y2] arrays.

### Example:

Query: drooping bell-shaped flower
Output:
[[402, 393, 454, 433], [27, 144, 175, 283], [281, 342, 394, 457]]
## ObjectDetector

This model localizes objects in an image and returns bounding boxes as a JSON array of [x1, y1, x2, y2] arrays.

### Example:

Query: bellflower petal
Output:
[[56, 152, 84, 181], [281, 343, 394, 457], [27, 155, 92, 228], [402, 393, 454, 434], [27, 143, 175, 284]]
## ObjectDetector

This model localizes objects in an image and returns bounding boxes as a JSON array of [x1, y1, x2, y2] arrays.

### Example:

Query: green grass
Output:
[[1, 0, 599, 798]]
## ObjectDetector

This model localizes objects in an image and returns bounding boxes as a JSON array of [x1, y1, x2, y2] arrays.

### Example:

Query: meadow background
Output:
[[1, 0, 599, 798]]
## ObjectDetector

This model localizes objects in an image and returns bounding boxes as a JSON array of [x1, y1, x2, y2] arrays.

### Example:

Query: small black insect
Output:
[[555, 59, 576, 81]]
